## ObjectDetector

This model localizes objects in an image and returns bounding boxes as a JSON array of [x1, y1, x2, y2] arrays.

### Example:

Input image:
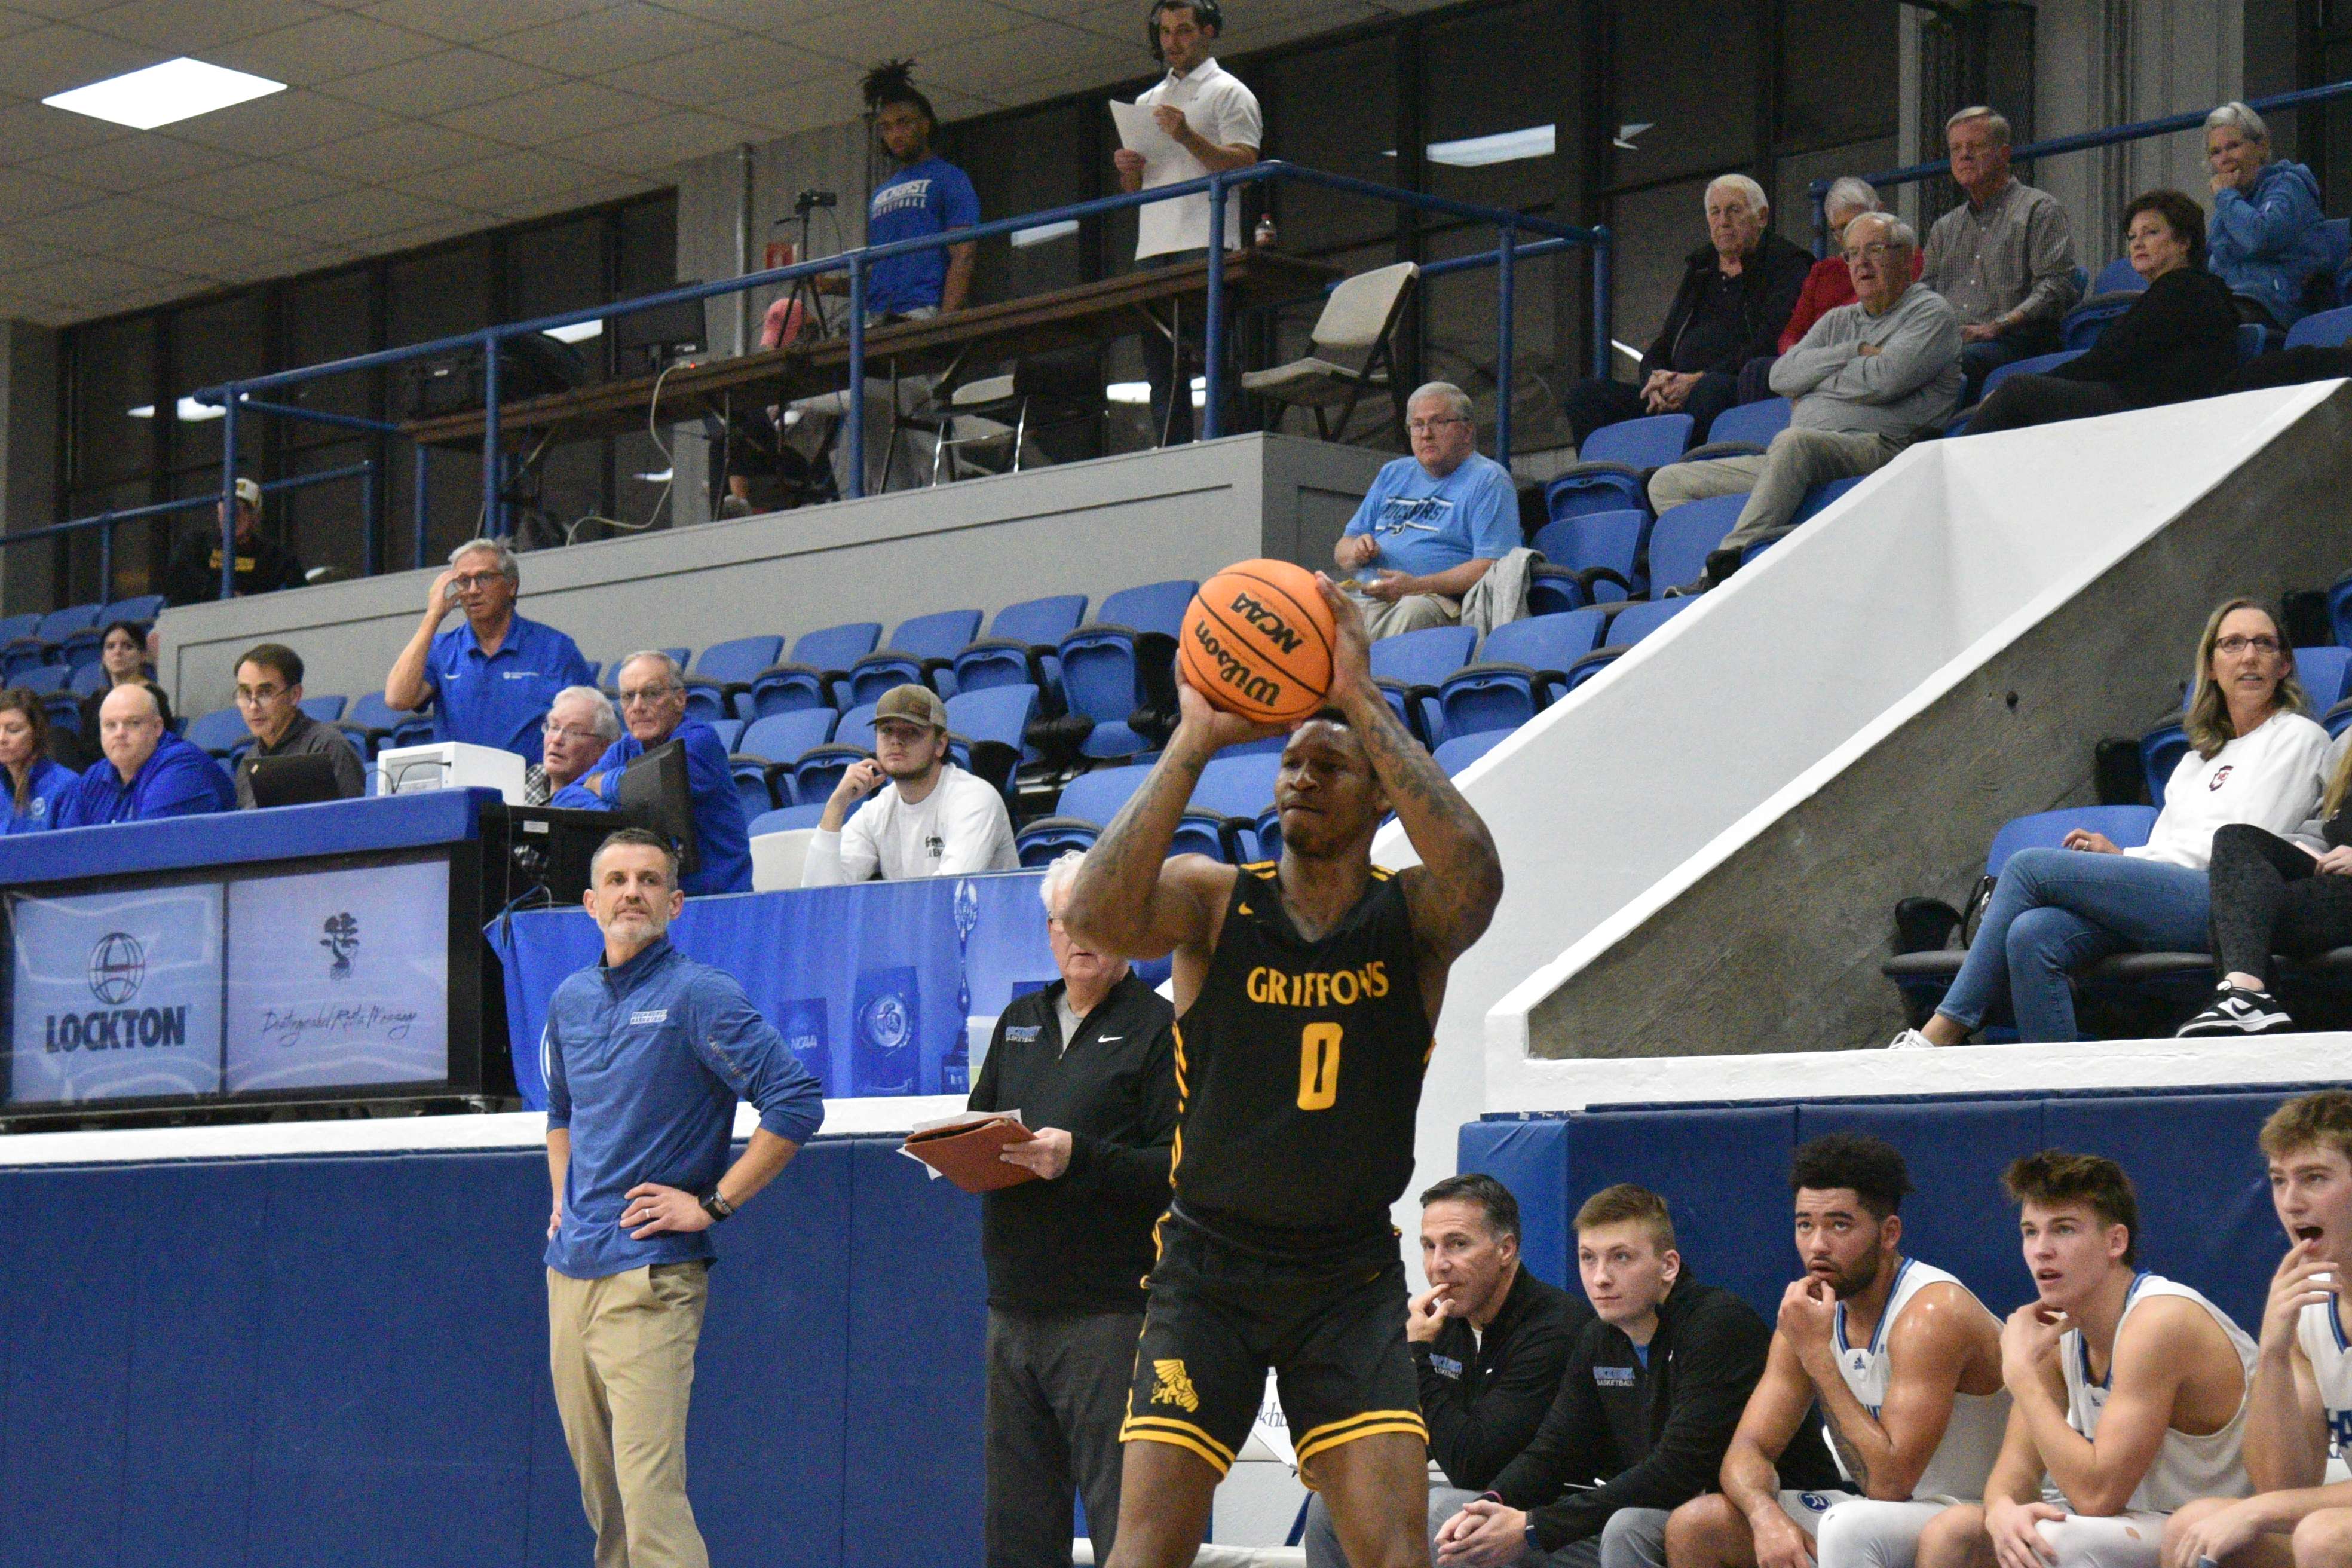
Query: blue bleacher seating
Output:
[[1688, 397, 1790, 454], [0, 636, 51, 681], [0, 612, 37, 647], [1435, 608, 1609, 742], [1563, 598, 1693, 690], [1055, 581, 1195, 761], [1579, 413, 1692, 468], [2061, 294, 2140, 353], [34, 604, 101, 644], [1545, 413, 1694, 525], [2287, 304, 2352, 351], [14, 664, 71, 696], [953, 595, 1088, 709], [44, 691, 80, 734], [1785, 474, 1864, 533], [99, 594, 164, 625], [730, 758, 776, 820], [792, 622, 883, 672], [1977, 350, 2087, 405], [299, 695, 346, 724], [1253, 802, 1283, 862], [944, 684, 1037, 794], [1530, 509, 1646, 605], [846, 609, 987, 708], [2237, 321, 2271, 363], [1434, 729, 1509, 776], [708, 718, 743, 752], [741, 623, 884, 719], [789, 743, 868, 808], [185, 708, 249, 757], [55, 626, 106, 670], [68, 662, 108, 697], [740, 709, 838, 763], [345, 692, 406, 737], [749, 803, 831, 834], [2140, 719, 2189, 808], [743, 663, 831, 719], [682, 681, 730, 724], [2301, 645, 2352, 712], [1013, 762, 1159, 863], [990, 595, 1087, 644], [2090, 257, 2149, 295], [834, 701, 880, 753], [1368, 624, 1475, 745], [1187, 752, 1283, 860], [1647, 495, 1748, 591], [696, 635, 784, 690]]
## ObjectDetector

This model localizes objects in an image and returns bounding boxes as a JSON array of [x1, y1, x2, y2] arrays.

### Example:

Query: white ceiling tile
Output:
[[0, 6, 51, 41], [540, 108, 771, 173], [163, 91, 403, 157], [598, 33, 826, 108], [145, 159, 355, 219], [0, 22, 168, 101], [381, 148, 611, 210], [282, 121, 517, 184], [708, 74, 866, 136], [782, 0, 1028, 60], [0, 249, 194, 301], [357, 0, 618, 46], [945, 18, 1136, 99], [432, 78, 660, 145], [80, 0, 329, 54], [261, 185, 476, 242], [17, 130, 246, 194], [482, 171, 654, 223], [154, 216, 331, 275], [0, 161, 104, 218], [207, 12, 449, 88], [314, 47, 561, 118], [474, 6, 734, 75], [4, 0, 134, 20], [0, 94, 123, 158]]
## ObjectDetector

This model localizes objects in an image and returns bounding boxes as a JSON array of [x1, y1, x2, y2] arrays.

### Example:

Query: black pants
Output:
[[2207, 823, 2352, 985], [2219, 345, 2352, 394], [1140, 250, 1241, 446], [985, 1307, 1141, 1568], [1562, 370, 1737, 448], [1966, 374, 2127, 436]]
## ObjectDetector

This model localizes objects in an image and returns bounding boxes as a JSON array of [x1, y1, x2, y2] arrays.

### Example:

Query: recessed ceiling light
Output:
[[543, 321, 604, 344], [1380, 124, 1558, 169], [44, 57, 286, 132], [1011, 220, 1080, 249]]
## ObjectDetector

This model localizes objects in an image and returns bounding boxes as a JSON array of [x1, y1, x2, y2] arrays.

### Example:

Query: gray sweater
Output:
[[234, 710, 366, 810], [1769, 283, 1963, 443]]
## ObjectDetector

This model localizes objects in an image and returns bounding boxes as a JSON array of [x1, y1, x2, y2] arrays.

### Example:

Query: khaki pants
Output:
[[547, 1262, 712, 1568], [1343, 586, 1462, 640], [1646, 427, 1900, 566]]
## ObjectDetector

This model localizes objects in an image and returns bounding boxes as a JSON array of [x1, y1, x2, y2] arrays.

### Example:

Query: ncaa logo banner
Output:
[[7, 883, 226, 1105], [223, 861, 449, 1094]]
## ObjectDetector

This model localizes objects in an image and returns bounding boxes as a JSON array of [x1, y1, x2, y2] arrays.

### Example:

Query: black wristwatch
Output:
[[699, 1190, 736, 1224]]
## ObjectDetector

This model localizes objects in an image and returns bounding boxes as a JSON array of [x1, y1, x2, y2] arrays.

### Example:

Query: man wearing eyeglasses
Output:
[[384, 537, 595, 763], [230, 642, 365, 810], [551, 652, 752, 896], [1333, 381, 1520, 639], [529, 686, 621, 807]]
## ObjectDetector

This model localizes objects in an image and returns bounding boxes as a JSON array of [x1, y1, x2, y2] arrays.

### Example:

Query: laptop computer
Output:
[[247, 751, 348, 810]]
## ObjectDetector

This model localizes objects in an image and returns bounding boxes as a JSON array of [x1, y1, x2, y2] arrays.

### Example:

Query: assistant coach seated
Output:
[[551, 651, 751, 896], [56, 684, 234, 826], [1305, 1172, 1589, 1568]]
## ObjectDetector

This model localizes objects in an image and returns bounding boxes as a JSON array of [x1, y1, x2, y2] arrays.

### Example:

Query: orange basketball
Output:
[[1178, 559, 1337, 725]]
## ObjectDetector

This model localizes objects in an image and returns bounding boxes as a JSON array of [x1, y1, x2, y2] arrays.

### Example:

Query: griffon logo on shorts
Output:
[[1150, 1359, 1200, 1412]]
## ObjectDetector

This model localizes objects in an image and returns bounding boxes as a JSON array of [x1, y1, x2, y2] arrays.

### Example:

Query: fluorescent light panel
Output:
[[125, 398, 225, 422], [1380, 124, 1557, 168], [543, 321, 604, 344], [44, 57, 285, 131], [1010, 220, 1080, 249]]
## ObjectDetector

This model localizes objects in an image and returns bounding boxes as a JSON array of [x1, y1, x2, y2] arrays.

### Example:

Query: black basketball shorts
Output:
[[1119, 1215, 1425, 1487]]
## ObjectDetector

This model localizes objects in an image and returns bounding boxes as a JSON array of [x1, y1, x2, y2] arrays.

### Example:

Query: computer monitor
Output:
[[247, 752, 347, 809], [618, 739, 702, 883], [611, 286, 708, 369]]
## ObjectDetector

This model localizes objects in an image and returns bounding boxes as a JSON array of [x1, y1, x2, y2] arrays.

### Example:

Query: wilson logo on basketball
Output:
[[1191, 617, 1284, 709]]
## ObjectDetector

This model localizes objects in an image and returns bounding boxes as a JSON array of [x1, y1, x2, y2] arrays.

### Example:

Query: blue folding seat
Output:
[[1434, 730, 1509, 775], [2140, 719, 2190, 808], [0, 632, 52, 680], [681, 683, 729, 724], [15, 664, 72, 696], [100, 594, 165, 625], [1368, 624, 1475, 745], [694, 635, 783, 718], [1014, 763, 1157, 863], [834, 701, 880, 753], [2237, 321, 2272, 363], [740, 709, 840, 804], [1977, 350, 2085, 404], [1543, 413, 1693, 523], [847, 609, 987, 708], [1435, 608, 1608, 742], [1253, 803, 1284, 862], [944, 684, 1038, 794], [185, 707, 250, 757], [1682, 397, 1790, 457], [35, 603, 101, 644], [2287, 304, 2352, 351], [44, 690, 81, 736], [1186, 752, 1282, 860], [347, 691, 407, 742], [789, 744, 867, 808], [1582, 413, 1693, 468], [1787, 474, 1863, 529], [1530, 509, 1646, 606], [1057, 581, 1197, 760], [951, 595, 1088, 708], [707, 718, 743, 752], [56, 626, 107, 671], [1646, 496, 1747, 592], [749, 803, 832, 834], [742, 663, 831, 719], [300, 695, 347, 723], [0, 613, 38, 647], [730, 759, 776, 819], [1561, 599, 1693, 691], [2301, 645, 2352, 712], [68, 662, 108, 697], [742, 622, 882, 718]]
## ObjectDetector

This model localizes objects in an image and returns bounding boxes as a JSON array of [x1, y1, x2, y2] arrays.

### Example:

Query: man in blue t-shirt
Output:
[[384, 537, 594, 762], [846, 63, 977, 321], [1336, 382, 1521, 638]]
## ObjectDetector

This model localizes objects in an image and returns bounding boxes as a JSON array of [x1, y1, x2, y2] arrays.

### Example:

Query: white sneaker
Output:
[[1885, 1028, 1940, 1051]]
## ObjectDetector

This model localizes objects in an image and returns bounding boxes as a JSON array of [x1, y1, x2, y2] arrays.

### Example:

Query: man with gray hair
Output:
[[527, 685, 620, 806], [1648, 212, 1961, 593], [1920, 106, 2079, 403], [1334, 381, 1520, 638], [1737, 177, 1916, 400], [384, 535, 593, 762], [967, 850, 1177, 1568], [1562, 173, 1812, 448], [550, 651, 751, 895]]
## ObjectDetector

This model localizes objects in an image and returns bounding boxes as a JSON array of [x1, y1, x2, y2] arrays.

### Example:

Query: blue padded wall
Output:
[[1567, 1104, 1799, 1316], [0, 1135, 988, 1568], [1457, 1116, 1573, 1288]]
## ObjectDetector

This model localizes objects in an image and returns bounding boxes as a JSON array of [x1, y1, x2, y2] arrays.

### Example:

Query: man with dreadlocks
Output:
[[858, 60, 978, 321]]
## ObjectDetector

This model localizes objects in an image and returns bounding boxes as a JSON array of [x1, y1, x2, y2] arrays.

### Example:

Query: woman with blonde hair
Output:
[[0, 687, 76, 834], [1889, 597, 2329, 1046], [2179, 723, 2352, 1034]]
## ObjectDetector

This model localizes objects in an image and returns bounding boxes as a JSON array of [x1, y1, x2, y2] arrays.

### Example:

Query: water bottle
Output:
[[1254, 213, 1277, 249]]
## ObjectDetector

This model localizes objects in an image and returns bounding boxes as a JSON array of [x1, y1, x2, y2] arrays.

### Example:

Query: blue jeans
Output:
[[1936, 847, 2212, 1042]]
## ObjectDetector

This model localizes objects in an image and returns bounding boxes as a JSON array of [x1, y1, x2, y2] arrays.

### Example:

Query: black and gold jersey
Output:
[[1169, 862, 1431, 1255]]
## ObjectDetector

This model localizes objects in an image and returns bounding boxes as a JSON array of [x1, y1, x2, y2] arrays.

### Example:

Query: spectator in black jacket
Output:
[[1967, 190, 2241, 436], [1561, 177, 1813, 448], [1435, 1184, 1841, 1568], [1303, 1172, 1590, 1568], [162, 478, 304, 606], [967, 852, 1178, 1568]]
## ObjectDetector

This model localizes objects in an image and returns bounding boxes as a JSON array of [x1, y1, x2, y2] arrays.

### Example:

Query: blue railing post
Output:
[[218, 391, 240, 601], [480, 333, 502, 537], [1496, 223, 1516, 466], [97, 512, 112, 601], [412, 445, 429, 569], [1591, 226, 1613, 381], [847, 256, 868, 500], [1204, 176, 1228, 440], [361, 459, 377, 575]]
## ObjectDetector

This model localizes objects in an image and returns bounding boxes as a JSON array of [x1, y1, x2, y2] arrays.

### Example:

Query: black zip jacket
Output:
[[1642, 232, 1815, 379], [1492, 1275, 1842, 1552], [2054, 265, 2241, 409], [969, 972, 1177, 1315], [1414, 1266, 1594, 1492]]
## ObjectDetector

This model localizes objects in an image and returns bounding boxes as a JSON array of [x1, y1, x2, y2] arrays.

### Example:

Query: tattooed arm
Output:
[[1313, 577, 1503, 994]]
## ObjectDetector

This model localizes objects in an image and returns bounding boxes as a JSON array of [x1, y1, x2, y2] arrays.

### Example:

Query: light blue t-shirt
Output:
[[1341, 452, 1518, 581]]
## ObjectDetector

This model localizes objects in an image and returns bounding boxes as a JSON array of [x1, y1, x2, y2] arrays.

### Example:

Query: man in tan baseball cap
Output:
[[162, 475, 306, 605], [801, 682, 1018, 884]]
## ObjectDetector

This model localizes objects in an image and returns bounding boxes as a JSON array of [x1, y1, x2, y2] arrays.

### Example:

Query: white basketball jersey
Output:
[[2061, 1273, 2256, 1512], [2296, 1294, 2352, 1457], [1831, 1258, 2011, 1502]]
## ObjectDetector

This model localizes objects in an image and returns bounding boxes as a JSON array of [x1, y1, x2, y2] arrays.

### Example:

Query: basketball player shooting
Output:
[[1064, 575, 1504, 1568]]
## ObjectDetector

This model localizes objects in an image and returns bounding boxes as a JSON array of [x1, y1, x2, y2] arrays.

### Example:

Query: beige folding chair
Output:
[[1241, 261, 1419, 442]]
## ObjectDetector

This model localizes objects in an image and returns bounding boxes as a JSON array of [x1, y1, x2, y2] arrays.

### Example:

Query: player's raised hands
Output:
[[1746, 1502, 1820, 1568], [1434, 1499, 1531, 1567], [1310, 572, 1375, 704], [2259, 1236, 2339, 1353], [1172, 665, 1288, 757], [1986, 1498, 2065, 1568], [1405, 1283, 1454, 1343], [1777, 1277, 1840, 1364], [1999, 1301, 2069, 1391]]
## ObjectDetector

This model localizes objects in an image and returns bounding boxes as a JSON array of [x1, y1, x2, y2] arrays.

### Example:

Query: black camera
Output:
[[794, 189, 838, 214]]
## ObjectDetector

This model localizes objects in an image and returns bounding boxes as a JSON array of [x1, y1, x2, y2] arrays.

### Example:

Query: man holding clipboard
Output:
[[962, 850, 1178, 1568], [1115, 0, 1262, 445]]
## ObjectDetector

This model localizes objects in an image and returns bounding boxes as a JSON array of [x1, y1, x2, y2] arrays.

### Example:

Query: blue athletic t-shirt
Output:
[[864, 157, 979, 318], [1341, 451, 1519, 581]]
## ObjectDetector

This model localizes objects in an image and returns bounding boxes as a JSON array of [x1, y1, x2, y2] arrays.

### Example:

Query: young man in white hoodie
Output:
[[800, 684, 1016, 884]]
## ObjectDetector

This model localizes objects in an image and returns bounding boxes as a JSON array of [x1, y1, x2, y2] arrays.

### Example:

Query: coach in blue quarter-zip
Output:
[[543, 826, 824, 1568]]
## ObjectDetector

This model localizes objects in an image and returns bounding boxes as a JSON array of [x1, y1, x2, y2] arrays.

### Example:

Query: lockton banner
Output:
[[7, 883, 226, 1105]]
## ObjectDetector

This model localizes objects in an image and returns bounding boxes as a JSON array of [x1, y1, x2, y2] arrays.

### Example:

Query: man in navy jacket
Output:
[[56, 683, 233, 826], [552, 650, 751, 895], [543, 826, 823, 1568]]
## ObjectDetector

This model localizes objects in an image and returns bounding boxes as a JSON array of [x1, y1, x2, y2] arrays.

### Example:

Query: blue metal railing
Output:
[[189, 160, 1610, 592], [4, 462, 376, 606], [1812, 76, 2352, 255]]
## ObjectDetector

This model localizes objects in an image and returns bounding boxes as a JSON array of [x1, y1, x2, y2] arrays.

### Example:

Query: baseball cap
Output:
[[873, 684, 947, 731], [233, 478, 261, 506]]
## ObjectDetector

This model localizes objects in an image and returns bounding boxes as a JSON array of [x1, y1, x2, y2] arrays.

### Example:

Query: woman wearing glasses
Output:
[[1965, 189, 2241, 435], [1888, 598, 2328, 1046]]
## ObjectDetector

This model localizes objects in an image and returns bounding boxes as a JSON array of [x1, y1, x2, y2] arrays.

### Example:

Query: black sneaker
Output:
[[1662, 576, 1711, 599], [2175, 985, 2295, 1036]]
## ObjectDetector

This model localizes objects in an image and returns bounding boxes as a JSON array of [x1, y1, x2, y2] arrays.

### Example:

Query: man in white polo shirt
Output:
[[801, 684, 1017, 884], [1116, 0, 1262, 445]]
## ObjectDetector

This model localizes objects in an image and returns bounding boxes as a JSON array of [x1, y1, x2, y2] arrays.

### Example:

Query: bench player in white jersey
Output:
[[1916, 1153, 2258, 1568], [2161, 1091, 2352, 1568], [1666, 1135, 2010, 1568]]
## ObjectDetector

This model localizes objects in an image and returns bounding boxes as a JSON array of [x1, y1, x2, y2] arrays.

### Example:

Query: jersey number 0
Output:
[[1297, 1023, 1342, 1110]]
